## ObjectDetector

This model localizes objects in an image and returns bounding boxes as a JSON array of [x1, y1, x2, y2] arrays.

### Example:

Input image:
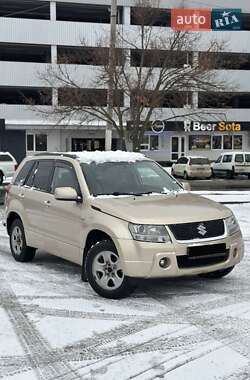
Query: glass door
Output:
[[171, 136, 185, 161]]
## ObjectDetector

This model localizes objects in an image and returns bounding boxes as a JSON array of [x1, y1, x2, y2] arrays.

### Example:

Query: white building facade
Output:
[[0, 0, 250, 163]]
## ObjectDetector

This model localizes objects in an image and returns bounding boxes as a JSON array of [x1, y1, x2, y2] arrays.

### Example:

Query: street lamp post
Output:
[[105, 0, 117, 151]]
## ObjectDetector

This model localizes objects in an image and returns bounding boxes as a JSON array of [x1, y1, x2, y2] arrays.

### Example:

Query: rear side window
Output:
[[215, 155, 222, 163], [222, 155, 232, 163], [235, 154, 244, 163], [245, 154, 250, 163], [0, 154, 13, 162], [31, 160, 54, 192], [14, 161, 35, 186]]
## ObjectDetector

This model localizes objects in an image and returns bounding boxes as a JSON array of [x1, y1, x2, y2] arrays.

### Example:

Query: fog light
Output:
[[233, 248, 238, 258], [159, 257, 170, 269]]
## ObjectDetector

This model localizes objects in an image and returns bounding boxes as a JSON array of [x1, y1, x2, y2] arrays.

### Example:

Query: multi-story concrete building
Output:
[[0, 0, 250, 163]]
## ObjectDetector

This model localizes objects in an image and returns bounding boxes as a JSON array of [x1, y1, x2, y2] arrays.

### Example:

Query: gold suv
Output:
[[4, 152, 244, 299]]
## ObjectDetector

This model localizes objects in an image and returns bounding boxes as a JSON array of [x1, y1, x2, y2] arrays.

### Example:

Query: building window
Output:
[[189, 135, 211, 150], [242, 13, 250, 31], [0, 0, 50, 20], [0, 87, 52, 105], [56, 3, 123, 24], [199, 52, 250, 70], [57, 46, 124, 66], [223, 135, 233, 150], [141, 135, 159, 150], [233, 135, 243, 150], [131, 50, 191, 68], [0, 43, 51, 63], [58, 88, 123, 107], [212, 135, 222, 149], [27, 134, 47, 152], [199, 92, 250, 109], [131, 7, 171, 26]]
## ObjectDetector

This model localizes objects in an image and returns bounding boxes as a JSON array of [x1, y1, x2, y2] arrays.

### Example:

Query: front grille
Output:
[[169, 219, 225, 241], [177, 243, 229, 268]]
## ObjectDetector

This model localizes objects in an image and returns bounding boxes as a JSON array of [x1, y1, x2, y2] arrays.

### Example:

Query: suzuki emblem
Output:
[[197, 223, 207, 236]]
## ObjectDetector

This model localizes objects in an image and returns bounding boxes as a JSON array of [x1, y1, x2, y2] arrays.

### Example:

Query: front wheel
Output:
[[10, 219, 36, 262], [199, 266, 235, 279], [86, 240, 135, 299]]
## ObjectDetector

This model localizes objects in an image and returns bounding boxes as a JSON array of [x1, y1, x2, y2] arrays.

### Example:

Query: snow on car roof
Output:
[[71, 151, 147, 164]]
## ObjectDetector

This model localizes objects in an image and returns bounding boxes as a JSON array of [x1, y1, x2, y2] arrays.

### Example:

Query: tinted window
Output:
[[215, 155, 222, 163], [51, 165, 80, 194], [222, 155, 232, 163], [32, 161, 54, 191], [235, 154, 244, 163], [190, 158, 209, 165], [14, 160, 35, 186], [245, 154, 250, 163], [0, 154, 13, 162], [178, 157, 187, 164]]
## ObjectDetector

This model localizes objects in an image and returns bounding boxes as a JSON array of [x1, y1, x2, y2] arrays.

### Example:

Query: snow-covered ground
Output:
[[0, 200, 249, 380]]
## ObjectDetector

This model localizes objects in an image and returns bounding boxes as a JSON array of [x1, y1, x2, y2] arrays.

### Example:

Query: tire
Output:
[[85, 240, 135, 299], [211, 169, 215, 178], [183, 171, 189, 180], [0, 172, 4, 185], [171, 169, 175, 177], [10, 219, 36, 262], [248, 174, 250, 180], [199, 266, 234, 279]]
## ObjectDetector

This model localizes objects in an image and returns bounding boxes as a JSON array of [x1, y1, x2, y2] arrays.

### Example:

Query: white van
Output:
[[212, 152, 250, 179]]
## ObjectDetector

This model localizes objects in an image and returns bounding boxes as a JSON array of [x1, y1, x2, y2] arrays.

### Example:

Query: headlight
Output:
[[225, 214, 240, 236], [128, 223, 171, 243]]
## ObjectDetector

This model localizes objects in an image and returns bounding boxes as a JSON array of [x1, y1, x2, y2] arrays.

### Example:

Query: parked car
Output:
[[0, 152, 17, 185], [212, 152, 250, 179], [4, 151, 244, 299], [171, 156, 212, 180]]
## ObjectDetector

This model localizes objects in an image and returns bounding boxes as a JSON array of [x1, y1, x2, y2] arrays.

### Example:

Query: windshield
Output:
[[190, 158, 209, 165], [81, 160, 182, 196]]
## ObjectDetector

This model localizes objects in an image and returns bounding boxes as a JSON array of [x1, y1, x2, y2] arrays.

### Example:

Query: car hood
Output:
[[90, 192, 231, 224]]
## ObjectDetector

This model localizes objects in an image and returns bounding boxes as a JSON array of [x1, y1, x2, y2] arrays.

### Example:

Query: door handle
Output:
[[43, 200, 51, 207], [18, 193, 25, 198]]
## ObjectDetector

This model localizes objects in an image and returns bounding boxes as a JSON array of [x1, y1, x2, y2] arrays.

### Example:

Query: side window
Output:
[[222, 155, 232, 163], [215, 155, 222, 163], [235, 154, 244, 163], [0, 154, 13, 162], [32, 160, 54, 192], [14, 161, 35, 186], [51, 165, 80, 194]]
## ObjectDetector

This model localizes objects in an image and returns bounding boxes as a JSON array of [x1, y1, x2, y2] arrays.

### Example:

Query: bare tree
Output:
[[39, 0, 237, 151]]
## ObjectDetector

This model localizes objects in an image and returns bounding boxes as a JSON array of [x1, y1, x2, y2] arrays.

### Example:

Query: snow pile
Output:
[[72, 151, 146, 164]]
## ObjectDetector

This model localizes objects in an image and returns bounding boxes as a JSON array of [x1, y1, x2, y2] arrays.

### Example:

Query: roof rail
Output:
[[34, 152, 78, 159]]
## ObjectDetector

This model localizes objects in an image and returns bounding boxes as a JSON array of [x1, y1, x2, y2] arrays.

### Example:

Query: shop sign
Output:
[[184, 121, 241, 133], [151, 120, 165, 134]]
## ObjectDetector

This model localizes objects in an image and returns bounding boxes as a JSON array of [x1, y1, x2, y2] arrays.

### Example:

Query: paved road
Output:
[[0, 205, 249, 379]]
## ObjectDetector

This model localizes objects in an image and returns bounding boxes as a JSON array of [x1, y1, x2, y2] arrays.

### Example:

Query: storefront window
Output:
[[27, 134, 34, 151], [189, 135, 211, 150], [212, 135, 222, 149], [233, 135, 242, 150], [141, 135, 159, 150], [223, 135, 233, 150], [27, 133, 47, 152], [35, 134, 47, 151]]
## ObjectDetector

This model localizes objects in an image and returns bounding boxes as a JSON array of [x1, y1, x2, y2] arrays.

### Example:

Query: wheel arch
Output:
[[82, 229, 116, 281], [7, 212, 23, 235]]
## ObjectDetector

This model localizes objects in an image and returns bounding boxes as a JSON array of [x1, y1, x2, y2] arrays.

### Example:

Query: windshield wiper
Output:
[[112, 192, 151, 196]]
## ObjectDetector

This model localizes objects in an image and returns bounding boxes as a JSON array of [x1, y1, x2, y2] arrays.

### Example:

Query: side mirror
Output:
[[181, 182, 191, 191], [54, 187, 81, 202]]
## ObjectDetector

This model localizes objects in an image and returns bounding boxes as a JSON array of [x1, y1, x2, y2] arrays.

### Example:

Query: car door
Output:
[[221, 154, 233, 174], [234, 153, 244, 174], [42, 161, 84, 264], [23, 159, 55, 250]]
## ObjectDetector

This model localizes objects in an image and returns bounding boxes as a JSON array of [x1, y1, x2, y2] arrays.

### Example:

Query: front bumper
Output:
[[116, 231, 244, 278]]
